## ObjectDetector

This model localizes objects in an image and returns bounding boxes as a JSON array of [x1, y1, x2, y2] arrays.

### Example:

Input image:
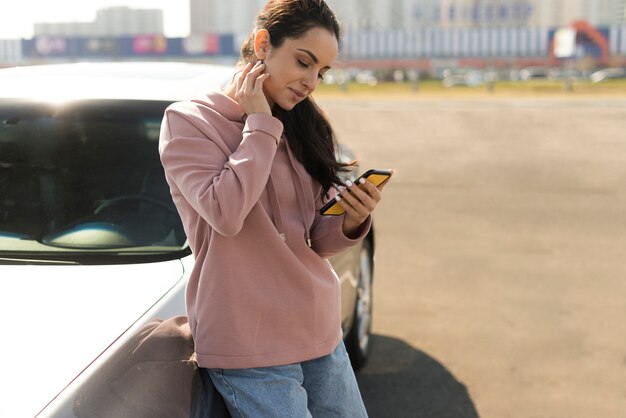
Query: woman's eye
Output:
[[298, 58, 324, 80]]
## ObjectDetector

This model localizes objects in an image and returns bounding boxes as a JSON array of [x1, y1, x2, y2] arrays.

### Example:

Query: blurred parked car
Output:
[[546, 67, 589, 80], [0, 62, 377, 417], [441, 68, 485, 87], [353, 69, 378, 86], [589, 67, 626, 83], [322, 68, 349, 85], [518, 66, 550, 80]]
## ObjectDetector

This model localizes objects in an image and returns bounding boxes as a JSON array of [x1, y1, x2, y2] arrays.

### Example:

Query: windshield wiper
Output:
[[0, 256, 78, 265]]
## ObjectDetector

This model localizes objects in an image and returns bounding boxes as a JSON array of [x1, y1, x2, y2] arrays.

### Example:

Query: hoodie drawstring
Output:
[[265, 139, 313, 248], [285, 143, 313, 248], [266, 175, 286, 242]]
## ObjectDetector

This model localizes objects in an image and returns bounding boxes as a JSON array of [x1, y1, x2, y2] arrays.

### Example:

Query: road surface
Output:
[[319, 96, 626, 418]]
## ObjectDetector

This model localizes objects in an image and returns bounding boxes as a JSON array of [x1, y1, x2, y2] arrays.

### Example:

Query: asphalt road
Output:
[[318, 96, 626, 418]]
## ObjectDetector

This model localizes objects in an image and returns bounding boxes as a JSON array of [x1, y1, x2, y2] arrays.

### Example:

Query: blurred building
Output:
[[34, 7, 164, 37], [544, 0, 623, 26], [324, 0, 406, 30], [608, 0, 626, 23], [4, 0, 623, 66], [189, 0, 267, 53], [327, 0, 539, 29], [183, 0, 625, 67], [0, 40, 22, 65], [190, 0, 264, 35], [187, 1, 626, 36], [327, 0, 626, 30]]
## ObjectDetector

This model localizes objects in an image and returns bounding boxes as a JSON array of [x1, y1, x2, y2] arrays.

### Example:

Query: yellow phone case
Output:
[[320, 170, 391, 216]]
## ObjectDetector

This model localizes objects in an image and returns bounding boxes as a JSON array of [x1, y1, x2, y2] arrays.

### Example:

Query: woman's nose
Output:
[[302, 72, 319, 92]]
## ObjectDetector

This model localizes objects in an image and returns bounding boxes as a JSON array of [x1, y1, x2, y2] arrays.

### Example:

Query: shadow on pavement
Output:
[[356, 334, 480, 418]]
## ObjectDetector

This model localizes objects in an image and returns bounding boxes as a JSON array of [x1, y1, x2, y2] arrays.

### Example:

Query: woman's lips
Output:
[[289, 88, 306, 99]]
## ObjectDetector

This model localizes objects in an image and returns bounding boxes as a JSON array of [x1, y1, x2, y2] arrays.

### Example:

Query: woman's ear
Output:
[[254, 29, 270, 61]]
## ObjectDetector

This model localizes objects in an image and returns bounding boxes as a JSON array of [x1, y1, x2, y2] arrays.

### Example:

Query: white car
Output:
[[0, 62, 376, 417], [441, 68, 485, 88], [589, 67, 626, 83]]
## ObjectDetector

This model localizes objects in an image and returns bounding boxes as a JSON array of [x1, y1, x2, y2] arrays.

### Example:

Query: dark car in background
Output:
[[0, 62, 376, 417]]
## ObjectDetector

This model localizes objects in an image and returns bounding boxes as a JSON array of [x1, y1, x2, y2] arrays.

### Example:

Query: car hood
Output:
[[0, 259, 185, 418]]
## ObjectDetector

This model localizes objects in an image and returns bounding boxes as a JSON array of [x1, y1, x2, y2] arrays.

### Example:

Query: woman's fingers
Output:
[[341, 181, 378, 209], [236, 62, 253, 92], [235, 61, 262, 96], [337, 184, 371, 218], [243, 61, 266, 93], [356, 179, 382, 204], [336, 175, 393, 223], [255, 73, 271, 92], [234, 61, 271, 115], [335, 194, 357, 215]]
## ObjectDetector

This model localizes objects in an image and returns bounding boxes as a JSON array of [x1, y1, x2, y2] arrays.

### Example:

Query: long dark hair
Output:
[[239, 0, 354, 200]]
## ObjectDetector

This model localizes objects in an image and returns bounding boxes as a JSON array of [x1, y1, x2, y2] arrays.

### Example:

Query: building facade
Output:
[[190, 0, 265, 35], [328, 0, 624, 30], [6, 1, 623, 66], [34, 7, 164, 37]]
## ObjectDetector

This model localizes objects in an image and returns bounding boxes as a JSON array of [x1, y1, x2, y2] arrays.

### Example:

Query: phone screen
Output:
[[319, 169, 392, 216]]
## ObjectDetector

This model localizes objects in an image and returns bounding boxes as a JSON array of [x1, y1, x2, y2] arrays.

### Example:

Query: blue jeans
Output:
[[200, 341, 368, 418]]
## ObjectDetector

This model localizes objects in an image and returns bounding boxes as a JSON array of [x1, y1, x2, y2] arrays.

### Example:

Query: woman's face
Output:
[[262, 26, 338, 110]]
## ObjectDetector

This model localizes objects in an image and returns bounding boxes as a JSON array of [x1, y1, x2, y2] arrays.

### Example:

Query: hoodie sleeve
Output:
[[159, 107, 283, 237], [309, 188, 372, 258]]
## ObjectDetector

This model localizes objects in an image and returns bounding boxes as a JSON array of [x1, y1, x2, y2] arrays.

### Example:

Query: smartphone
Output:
[[319, 169, 392, 216]]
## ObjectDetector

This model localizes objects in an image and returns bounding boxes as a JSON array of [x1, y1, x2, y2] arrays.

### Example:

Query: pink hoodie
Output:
[[159, 92, 371, 369]]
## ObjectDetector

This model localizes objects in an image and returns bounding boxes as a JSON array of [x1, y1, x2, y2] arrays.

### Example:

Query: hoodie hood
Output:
[[193, 92, 246, 123], [192, 91, 313, 247]]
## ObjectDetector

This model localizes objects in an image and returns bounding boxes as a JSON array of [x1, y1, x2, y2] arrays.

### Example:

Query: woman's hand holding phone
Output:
[[234, 61, 272, 116], [330, 169, 394, 237]]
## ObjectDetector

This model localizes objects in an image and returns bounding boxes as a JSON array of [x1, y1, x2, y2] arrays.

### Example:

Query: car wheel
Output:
[[346, 239, 373, 371]]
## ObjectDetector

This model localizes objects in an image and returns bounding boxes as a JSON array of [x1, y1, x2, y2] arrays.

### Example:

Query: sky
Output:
[[1, 0, 190, 39]]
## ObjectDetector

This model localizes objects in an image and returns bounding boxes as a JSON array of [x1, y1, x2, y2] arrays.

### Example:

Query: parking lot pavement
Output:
[[319, 96, 626, 418]]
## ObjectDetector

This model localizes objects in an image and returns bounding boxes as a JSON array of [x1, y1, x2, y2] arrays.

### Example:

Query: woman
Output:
[[159, 0, 391, 416]]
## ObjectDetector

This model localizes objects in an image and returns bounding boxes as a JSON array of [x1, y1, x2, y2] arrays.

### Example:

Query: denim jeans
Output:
[[200, 341, 368, 418]]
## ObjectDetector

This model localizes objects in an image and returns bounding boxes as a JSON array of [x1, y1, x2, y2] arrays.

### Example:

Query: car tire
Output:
[[345, 238, 373, 371]]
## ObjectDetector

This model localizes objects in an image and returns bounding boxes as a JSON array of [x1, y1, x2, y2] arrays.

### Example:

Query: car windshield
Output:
[[0, 99, 186, 261]]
